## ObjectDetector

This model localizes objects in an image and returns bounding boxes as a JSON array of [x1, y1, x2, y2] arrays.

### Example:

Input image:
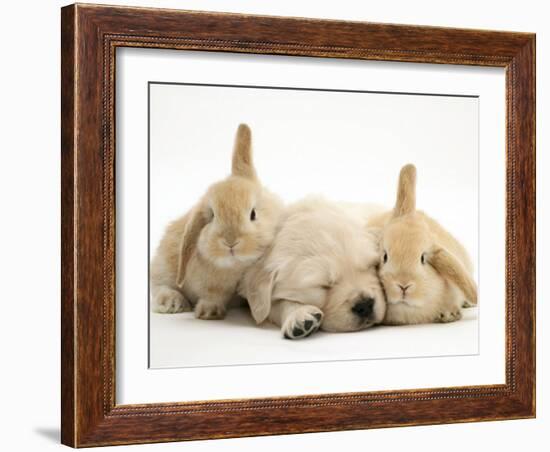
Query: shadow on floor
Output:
[[34, 427, 60, 443]]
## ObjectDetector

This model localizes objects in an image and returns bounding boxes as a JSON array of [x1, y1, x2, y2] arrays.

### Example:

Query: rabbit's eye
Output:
[[250, 208, 256, 221], [383, 252, 388, 264], [421, 253, 426, 264]]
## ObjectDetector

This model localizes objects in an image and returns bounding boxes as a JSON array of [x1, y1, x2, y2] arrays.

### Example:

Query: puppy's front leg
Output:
[[270, 300, 324, 340]]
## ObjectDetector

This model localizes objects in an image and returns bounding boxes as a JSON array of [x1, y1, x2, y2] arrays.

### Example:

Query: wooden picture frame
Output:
[[61, 3, 536, 447]]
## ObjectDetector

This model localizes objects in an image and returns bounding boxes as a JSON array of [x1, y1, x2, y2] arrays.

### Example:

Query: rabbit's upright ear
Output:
[[176, 207, 208, 289], [242, 263, 276, 324], [231, 123, 257, 180], [393, 164, 417, 218], [428, 247, 478, 305]]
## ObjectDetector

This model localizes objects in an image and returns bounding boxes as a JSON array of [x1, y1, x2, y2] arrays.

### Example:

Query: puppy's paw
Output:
[[153, 288, 191, 313], [195, 299, 226, 320], [436, 308, 462, 323], [462, 299, 476, 308], [282, 306, 323, 340]]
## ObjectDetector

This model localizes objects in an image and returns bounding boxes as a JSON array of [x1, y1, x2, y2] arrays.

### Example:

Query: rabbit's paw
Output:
[[195, 299, 227, 320], [153, 288, 191, 313], [436, 308, 462, 323]]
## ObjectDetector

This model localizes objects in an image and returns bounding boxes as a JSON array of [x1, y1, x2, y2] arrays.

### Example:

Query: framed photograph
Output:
[[61, 3, 536, 447]]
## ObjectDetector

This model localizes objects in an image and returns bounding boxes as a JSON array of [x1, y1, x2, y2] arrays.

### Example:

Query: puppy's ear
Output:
[[428, 247, 478, 305], [363, 226, 383, 267], [231, 123, 257, 180], [176, 207, 208, 289], [243, 263, 276, 324], [365, 227, 382, 249], [393, 164, 416, 218]]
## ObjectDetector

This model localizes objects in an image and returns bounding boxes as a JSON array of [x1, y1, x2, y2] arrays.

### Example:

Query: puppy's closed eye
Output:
[[320, 277, 339, 291]]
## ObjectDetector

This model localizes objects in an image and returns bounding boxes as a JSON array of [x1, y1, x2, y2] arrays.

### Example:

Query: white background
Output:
[[0, 0, 546, 451]]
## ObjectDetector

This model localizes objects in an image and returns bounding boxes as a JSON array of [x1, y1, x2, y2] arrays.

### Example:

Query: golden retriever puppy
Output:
[[239, 197, 386, 339]]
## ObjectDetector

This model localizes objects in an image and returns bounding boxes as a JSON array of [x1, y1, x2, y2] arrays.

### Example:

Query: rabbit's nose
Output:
[[223, 240, 240, 249], [222, 231, 238, 245], [398, 283, 412, 293]]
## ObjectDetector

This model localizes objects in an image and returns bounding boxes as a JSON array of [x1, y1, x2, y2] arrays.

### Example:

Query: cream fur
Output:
[[240, 197, 386, 339], [369, 164, 478, 325], [150, 124, 284, 319]]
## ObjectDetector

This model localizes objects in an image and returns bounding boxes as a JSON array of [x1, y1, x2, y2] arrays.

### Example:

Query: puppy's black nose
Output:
[[352, 298, 375, 318]]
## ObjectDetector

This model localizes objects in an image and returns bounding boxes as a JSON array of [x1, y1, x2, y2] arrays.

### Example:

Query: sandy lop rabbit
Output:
[[150, 124, 284, 319], [368, 164, 478, 325]]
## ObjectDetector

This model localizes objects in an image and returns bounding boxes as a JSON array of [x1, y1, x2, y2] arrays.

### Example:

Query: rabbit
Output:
[[150, 124, 284, 320], [239, 197, 386, 339], [367, 164, 478, 325]]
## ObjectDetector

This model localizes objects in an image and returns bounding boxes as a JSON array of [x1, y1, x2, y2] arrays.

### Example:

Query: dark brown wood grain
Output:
[[60, 5, 76, 447], [61, 3, 536, 447]]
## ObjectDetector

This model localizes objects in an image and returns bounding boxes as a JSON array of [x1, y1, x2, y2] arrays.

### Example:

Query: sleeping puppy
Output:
[[239, 197, 386, 339]]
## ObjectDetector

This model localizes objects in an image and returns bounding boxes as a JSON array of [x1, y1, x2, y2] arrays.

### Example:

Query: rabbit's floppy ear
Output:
[[243, 263, 276, 324], [428, 247, 478, 305], [393, 164, 417, 218], [231, 123, 257, 180], [176, 207, 208, 288]]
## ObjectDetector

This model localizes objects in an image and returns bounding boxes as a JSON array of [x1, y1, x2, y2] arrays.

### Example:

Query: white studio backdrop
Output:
[[3, 1, 547, 451], [147, 81, 480, 369], [117, 47, 505, 404]]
